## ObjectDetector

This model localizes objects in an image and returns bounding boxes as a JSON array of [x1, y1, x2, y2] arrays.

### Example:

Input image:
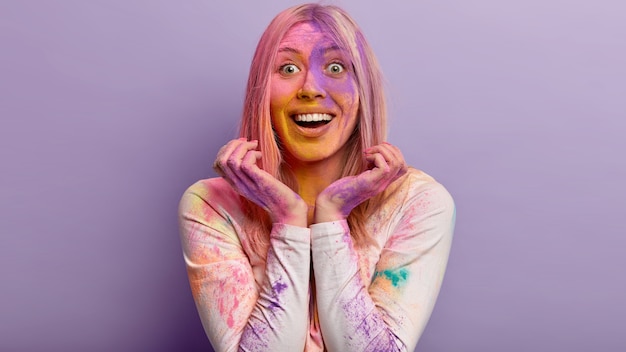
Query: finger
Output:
[[218, 139, 256, 176], [364, 150, 406, 188], [238, 150, 303, 213], [366, 143, 407, 177], [363, 152, 389, 183], [220, 141, 259, 192], [226, 140, 257, 169], [214, 139, 257, 197], [381, 143, 408, 177], [240, 152, 286, 192], [383, 143, 408, 174], [381, 142, 403, 162], [214, 138, 246, 174], [215, 138, 246, 161], [232, 151, 268, 207], [365, 144, 395, 166], [239, 150, 263, 182]]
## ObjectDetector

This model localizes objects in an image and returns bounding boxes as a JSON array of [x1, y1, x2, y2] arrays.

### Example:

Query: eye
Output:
[[327, 63, 345, 74], [279, 64, 300, 75]]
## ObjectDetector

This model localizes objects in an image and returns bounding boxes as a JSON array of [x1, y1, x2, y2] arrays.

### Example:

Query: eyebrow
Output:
[[277, 45, 343, 55], [277, 47, 301, 54]]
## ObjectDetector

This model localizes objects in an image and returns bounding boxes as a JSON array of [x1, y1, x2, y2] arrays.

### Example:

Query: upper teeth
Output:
[[294, 113, 333, 122]]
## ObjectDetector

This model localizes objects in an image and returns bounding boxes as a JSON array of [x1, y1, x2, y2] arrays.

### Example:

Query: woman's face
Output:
[[270, 22, 359, 166]]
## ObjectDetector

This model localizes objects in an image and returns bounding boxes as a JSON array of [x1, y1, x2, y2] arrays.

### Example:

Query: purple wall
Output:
[[1, 0, 624, 351]]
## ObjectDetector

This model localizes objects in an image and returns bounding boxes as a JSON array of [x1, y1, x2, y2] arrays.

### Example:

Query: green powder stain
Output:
[[373, 268, 409, 287]]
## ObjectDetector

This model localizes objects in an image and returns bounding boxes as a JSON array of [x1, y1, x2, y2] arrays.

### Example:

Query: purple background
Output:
[[1, 0, 624, 351]]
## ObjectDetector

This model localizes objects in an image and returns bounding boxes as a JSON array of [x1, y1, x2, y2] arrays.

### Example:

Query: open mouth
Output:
[[292, 113, 333, 128]]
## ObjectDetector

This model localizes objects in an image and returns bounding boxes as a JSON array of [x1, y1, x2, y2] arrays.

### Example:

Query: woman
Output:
[[179, 3, 455, 351]]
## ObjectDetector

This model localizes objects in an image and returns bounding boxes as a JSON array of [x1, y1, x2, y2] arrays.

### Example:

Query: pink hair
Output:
[[239, 3, 387, 256]]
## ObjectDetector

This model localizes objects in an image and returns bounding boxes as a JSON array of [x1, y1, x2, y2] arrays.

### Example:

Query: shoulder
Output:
[[178, 177, 242, 218], [181, 177, 235, 200], [388, 167, 454, 210], [374, 168, 456, 253], [378, 167, 456, 235], [406, 168, 454, 206], [178, 178, 250, 264]]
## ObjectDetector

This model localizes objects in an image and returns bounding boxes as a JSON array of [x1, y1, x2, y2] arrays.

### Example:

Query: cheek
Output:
[[271, 85, 289, 104], [332, 79, 359, 110], [335, 83, 359, 128], [269, 78, 298, 111], [269, 84, 292, 133]]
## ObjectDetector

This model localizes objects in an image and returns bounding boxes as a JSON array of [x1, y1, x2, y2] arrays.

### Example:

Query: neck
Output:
[[285, 146, 347, 202]]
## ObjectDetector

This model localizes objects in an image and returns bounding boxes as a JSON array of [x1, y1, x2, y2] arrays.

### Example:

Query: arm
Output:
[[311, 180, 455, 351], [180, 138, 310, 351], [179, 182, 311, 352]]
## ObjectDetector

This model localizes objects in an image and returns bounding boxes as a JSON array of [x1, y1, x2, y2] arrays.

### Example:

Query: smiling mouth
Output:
[[292, 113, 333, 128]]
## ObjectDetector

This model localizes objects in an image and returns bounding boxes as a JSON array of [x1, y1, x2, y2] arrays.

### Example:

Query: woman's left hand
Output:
[[314, 142, 408, 223]]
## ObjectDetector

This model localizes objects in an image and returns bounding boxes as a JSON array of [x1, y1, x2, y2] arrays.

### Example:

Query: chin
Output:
[[284, 144, 344, 165]]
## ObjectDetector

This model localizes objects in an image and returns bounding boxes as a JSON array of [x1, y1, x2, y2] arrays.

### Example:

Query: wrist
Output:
[[313, 196, 346, 224], [272, 200, 308, 227]]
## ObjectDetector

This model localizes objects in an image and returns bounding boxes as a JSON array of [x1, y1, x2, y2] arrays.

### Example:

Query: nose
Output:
[[297, 70, 326, 100]]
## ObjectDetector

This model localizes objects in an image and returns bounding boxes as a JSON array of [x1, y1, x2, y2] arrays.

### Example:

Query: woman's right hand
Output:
[[213, 138, 308, 227]]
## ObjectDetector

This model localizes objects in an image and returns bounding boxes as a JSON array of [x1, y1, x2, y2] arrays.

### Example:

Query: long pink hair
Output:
[[239, 3, 387, 256]]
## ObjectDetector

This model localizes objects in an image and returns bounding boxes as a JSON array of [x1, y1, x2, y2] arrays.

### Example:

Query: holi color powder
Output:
[[373, 268, 408, 288], [272, 280, 288, 294], [240, 320, 270, 352], [268, 279, 288, 311]]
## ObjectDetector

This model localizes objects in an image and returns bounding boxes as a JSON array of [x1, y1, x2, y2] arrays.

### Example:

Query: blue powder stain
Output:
[[373, 268, 408, 287]]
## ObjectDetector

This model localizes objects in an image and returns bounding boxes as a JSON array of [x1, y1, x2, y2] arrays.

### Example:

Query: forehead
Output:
[[278, 22, 337, 50]]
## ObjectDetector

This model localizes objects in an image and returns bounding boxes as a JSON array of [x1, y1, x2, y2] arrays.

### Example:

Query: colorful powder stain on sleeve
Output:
[[373, 268, 409, 288], [272, 280, 288, 294], [267, 278, 289, 311]]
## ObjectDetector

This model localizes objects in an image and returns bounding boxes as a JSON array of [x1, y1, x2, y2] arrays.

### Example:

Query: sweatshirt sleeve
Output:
[[178, 180, 311, 352], [310, 181, 455, 352]]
